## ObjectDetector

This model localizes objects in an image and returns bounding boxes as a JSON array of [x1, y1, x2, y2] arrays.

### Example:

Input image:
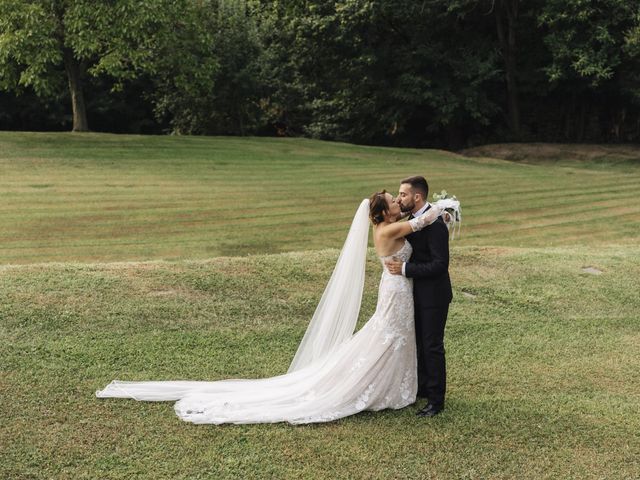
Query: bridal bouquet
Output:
[[432, 190, 462, 239]]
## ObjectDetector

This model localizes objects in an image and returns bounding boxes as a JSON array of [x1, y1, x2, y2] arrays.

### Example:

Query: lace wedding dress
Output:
[[96, 200, 452, 425]]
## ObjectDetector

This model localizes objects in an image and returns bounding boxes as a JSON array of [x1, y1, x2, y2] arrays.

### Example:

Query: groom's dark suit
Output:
[[405, 206, 452, 408]]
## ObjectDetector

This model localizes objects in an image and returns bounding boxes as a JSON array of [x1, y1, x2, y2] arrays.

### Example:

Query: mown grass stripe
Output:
[[2, 133, 639, 264]]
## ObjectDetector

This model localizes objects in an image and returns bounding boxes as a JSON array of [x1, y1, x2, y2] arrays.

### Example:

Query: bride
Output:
[[96, 191, 457, 424]]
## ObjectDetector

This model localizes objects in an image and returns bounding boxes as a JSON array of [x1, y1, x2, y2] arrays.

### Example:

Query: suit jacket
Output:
[[405, 207, 453, 308]]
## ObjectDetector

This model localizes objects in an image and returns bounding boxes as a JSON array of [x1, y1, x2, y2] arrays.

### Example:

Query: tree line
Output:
[[1, 0, 639, 148]]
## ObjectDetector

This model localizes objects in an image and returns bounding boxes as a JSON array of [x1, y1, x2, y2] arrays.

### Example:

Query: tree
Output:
[[258, 0, 501, 147], [0, 0, 196, 132], [154, 0, 259, 135], [2, 0, 639, 144], [493, 0, 521, 136], [538, 0, 640, 140]]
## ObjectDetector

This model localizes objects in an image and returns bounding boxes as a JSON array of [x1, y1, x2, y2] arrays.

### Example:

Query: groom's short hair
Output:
[[401, 176, 429, 200]]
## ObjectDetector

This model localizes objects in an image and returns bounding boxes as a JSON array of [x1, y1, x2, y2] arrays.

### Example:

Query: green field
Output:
[[1, 132, 639, 479], [2, 132, 639, 264]]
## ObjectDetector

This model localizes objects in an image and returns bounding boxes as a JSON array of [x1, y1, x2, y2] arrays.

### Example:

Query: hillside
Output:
[[1, 133, 639, 264], [2, 245, 639, 478]]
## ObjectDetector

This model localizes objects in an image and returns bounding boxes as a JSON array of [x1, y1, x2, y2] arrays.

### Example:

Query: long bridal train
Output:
[[96, 199, 451, 424]]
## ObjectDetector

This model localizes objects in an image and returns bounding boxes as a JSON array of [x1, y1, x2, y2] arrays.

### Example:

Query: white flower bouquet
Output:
[[432, 190, 462, 239]]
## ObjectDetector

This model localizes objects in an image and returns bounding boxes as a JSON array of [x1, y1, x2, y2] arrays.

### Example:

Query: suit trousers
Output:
[[415, 304, 449, 407]]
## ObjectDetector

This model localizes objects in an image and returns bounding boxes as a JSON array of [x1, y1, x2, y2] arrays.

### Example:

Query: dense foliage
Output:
[[1, 0, 639, 146]]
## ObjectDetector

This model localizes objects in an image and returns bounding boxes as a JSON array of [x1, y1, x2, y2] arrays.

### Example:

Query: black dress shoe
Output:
[[416, 403, 443, 417]]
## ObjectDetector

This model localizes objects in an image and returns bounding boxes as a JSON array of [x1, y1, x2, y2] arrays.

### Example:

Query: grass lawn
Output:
[[1, 132, 639, 479], [1, 132, 639, 264]]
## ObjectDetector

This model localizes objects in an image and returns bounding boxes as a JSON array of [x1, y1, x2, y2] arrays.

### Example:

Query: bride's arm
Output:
[[379, 205, 442, 240]]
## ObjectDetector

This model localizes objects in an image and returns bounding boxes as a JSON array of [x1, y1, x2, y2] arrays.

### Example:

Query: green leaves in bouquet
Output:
[[432, 190, 458, 202]]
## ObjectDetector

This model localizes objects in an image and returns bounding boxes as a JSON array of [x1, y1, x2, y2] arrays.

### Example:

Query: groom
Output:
[[386, 176, 452, 417]]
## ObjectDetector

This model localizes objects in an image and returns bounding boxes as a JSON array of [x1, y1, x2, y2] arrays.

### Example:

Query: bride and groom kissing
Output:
[[97, 175, 458, 424]]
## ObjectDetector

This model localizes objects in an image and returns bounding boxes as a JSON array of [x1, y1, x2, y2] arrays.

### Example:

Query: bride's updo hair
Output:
[[369, 190, 389, 225]]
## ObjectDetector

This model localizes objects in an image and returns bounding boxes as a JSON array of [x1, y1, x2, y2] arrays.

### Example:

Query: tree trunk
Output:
[[564, 93, 576, 140], [63, 49, 89, 132], [495, 0, 521, 138], [577, 101, 587, 141], [444, 124, 463, 150]]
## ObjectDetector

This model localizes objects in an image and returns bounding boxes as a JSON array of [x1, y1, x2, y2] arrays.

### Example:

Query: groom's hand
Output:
[[385, 260, 403, 275]]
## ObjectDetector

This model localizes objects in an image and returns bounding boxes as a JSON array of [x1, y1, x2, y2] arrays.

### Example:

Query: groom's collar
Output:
[[412, 202, 431, 218]]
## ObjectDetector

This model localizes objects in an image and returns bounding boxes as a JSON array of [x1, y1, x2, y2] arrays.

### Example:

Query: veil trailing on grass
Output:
[[95, 200, 373, 411], [287, 199, 370, 372]]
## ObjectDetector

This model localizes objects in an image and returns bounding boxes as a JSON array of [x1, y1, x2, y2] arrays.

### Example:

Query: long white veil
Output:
[[288, 199, 370, 372], [96, 199, 372, 407]]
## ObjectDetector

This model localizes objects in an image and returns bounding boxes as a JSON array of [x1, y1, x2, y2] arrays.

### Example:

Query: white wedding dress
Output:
[[96, 199, 457, 424]]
